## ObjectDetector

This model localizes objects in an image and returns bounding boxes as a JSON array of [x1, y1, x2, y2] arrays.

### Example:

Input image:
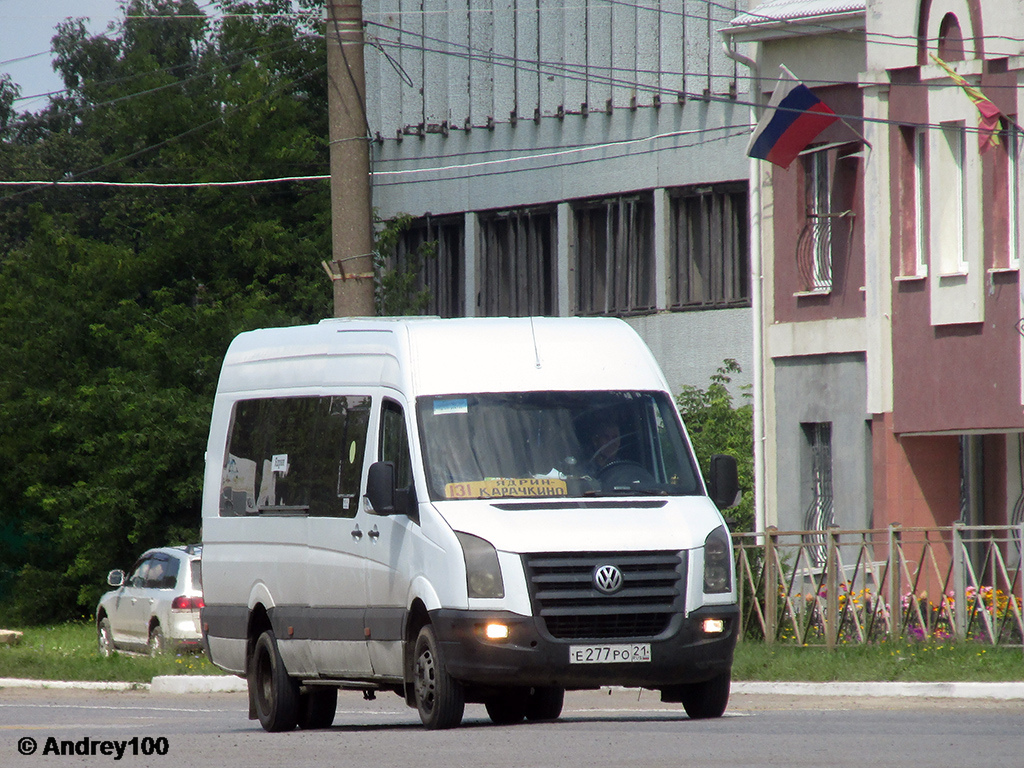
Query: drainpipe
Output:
[[722, 34, 765, 535]]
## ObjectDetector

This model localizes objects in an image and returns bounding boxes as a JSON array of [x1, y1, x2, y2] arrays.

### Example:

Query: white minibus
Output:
[[200, 317, 739, 730]]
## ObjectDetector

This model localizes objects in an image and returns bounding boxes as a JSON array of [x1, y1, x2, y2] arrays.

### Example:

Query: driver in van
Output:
[[588, 419, 622, 472]]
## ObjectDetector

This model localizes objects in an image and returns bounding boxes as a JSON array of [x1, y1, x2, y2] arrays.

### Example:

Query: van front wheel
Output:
[[678, 671, 731, 719], [525, 686, 564, 721], [412, 625, 465, 729], [298, 687, 338, 729], [250, 630, 300, 732]]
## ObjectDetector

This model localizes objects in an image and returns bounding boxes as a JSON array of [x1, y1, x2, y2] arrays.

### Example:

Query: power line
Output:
[[0, 174, 329, 188], [5, 35, 320, 134], [0, 62, 328, 203], [371, 125, 752, 188]]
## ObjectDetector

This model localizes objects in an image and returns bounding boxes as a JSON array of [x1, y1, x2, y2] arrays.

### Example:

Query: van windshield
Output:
[[416, 391, 702, 501]]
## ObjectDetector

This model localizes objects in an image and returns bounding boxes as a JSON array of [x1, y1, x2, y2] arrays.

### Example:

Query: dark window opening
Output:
[[669, 182, 749, 309]]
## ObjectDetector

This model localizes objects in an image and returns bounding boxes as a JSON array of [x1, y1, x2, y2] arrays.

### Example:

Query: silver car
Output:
[[96, 545, 203, 656]]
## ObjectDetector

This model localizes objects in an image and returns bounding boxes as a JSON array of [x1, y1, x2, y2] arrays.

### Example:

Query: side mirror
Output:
[[707, 454, 739, 510], [366, 461, 397, 515], [107, 570, 126, 588]]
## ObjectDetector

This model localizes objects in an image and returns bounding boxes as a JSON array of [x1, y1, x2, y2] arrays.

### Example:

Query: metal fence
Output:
[[732, 525, 1024, 647]]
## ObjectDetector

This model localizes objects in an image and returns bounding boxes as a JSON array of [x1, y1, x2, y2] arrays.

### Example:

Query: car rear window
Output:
[[147, 556, 180, 589]]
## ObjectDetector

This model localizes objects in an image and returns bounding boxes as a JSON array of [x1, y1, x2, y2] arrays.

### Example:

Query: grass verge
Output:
[[732, 639, 1024, 683], [0, 623, 225, 683], [1, 623, 1022, 684]]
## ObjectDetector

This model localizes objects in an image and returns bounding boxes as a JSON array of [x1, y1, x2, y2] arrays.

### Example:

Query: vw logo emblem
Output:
[[593, 564, 624, 594]]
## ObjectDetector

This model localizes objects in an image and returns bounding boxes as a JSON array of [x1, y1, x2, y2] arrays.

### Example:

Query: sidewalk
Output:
[[2, 676, 1024, 699]]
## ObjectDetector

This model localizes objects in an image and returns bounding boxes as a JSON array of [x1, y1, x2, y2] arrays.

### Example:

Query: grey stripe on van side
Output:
[[202, 604, 248, 639], [203, 604, 406, 643]]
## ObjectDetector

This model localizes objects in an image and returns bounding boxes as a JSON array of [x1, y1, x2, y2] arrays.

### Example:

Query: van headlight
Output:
[[455, 532, 505, 599], [702, 526, 732, 594]]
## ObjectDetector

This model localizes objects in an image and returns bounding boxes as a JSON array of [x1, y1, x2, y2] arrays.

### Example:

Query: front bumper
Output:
[[429, 605, 738, 690]]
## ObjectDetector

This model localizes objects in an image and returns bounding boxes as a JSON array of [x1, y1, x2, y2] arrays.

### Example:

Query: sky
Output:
[[0, 1, 123, 109]]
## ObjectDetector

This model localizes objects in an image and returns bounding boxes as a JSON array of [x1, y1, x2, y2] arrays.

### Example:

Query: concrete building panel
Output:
[[773, 353, 871, 531]]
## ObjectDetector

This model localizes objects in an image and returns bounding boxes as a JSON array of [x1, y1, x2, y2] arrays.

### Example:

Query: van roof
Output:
[[217, 317, 670, 396]]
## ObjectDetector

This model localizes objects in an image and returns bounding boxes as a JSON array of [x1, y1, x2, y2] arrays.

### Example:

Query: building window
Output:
[[799, 150, 834, 293], [574, 193, 656, 315], [668, 182, 750, 309], [478, 207, 556, 317], [802, 422, 834, 567], [394, 216, 465, 317], [934, 120, 967, 274], [937, 13, 965, 62]]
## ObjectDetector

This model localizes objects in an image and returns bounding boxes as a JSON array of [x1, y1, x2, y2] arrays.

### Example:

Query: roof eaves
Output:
[[725, 2, 866, 43]]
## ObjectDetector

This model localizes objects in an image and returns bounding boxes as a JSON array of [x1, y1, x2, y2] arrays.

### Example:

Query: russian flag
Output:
[[747, 67, 839, 169]]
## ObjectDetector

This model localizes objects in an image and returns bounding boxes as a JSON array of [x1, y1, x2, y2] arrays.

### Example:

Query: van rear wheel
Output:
[[250, 630, 300, 732], [412, 625, 464, 729]]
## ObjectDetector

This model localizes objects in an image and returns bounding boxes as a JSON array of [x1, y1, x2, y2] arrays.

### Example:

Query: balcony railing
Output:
[[794, 210, 854, 295]]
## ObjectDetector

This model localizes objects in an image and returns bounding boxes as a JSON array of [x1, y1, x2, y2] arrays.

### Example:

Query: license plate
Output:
[[569, 643, 651, 664]]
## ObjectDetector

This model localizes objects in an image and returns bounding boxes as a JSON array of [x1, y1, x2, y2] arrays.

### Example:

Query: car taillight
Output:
[[171, 596, 204, 611]]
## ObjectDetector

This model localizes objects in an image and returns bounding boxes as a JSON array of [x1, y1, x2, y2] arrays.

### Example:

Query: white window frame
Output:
[[808, 151, 833, 292], [934, 120, 967, 275], [1010, 127, 1021, 270], [913, 127, 929, 277]]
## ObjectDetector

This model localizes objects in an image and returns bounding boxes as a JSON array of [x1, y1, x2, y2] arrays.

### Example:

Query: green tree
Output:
[[0, 0, 332, 622], [676, 360, 755, 531], [373, 212, 436, 316]]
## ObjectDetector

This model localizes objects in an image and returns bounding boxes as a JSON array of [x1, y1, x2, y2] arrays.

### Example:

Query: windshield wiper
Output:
[[583, 487, 667, 497], [256, 504, 310, 515]]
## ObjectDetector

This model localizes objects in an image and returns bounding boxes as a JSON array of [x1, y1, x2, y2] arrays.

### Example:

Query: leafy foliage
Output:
[[0, 1, 332, 623], [676, 360, 754, 531], [373, 212, 436, 316]]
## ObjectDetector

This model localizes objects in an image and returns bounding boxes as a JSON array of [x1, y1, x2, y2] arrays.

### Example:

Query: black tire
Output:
[[249, 630, 300, 732], [525, 686, 564, 721], [298, 687, 338, 730], [484, 689, 528, 725], [412, 625, 465, 729], [679, 671, 731, 719], [147, 625, 165, 657], [97, 618, 115, 657]]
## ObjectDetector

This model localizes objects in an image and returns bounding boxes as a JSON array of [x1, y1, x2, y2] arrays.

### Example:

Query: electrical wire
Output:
[[371, 126, 753, 188], [5, 35, 322, 137], [0, 62, 328, 203], [4, 0, 1021, 193]]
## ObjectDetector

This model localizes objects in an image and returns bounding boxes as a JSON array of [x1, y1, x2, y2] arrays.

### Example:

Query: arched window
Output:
[[937, 13, 965, 62]]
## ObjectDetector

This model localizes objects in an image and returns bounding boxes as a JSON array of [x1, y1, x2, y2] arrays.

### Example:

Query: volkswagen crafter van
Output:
[[200, 317, 739, 731]]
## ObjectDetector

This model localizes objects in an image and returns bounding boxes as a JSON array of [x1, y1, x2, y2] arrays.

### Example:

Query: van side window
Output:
[[380, 401, 412, 487], [380, 400, 417, 520], [220, 395, 371, 518]]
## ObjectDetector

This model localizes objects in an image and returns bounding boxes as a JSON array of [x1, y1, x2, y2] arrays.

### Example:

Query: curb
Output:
[[1, 676, 1022, 699], [732, 681, 1024, 700], [0, 677, 148, 692], [0, 676, 246, 694], [149, 675, 247, 694]]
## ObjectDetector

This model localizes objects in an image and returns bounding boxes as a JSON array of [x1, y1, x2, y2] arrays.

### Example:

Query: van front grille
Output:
[[522, 551, 685, 640]]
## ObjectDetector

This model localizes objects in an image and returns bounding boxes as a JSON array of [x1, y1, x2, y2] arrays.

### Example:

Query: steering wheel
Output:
[[596, 460, 656, 490]]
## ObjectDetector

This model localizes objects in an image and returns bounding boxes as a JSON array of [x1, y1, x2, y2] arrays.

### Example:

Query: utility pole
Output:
[[325, 0, 375, 316]]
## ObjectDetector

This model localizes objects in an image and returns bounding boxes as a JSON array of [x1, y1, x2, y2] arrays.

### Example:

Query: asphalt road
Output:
[[2, 686, 1022, 767]]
